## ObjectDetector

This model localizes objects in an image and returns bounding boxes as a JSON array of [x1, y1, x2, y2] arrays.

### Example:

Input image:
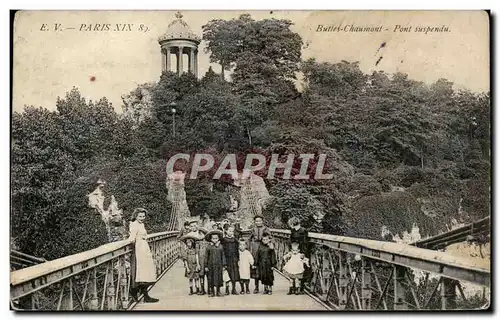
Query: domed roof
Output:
[[158, 12, 201, 44]]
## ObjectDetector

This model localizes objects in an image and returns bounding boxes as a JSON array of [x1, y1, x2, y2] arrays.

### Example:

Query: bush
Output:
[[348, 191, 438, 240]]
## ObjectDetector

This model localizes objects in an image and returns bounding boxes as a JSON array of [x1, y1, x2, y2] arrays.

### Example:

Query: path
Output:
[[133, 261, 327, 311]]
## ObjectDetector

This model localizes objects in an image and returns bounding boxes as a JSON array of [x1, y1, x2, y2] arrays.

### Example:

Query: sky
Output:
[[12, 10, 490, 113]]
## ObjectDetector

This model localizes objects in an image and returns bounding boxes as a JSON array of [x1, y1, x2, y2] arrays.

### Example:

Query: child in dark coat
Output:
[[222, 225, 240, 295], [248, 215, 270, 293], [204, 230, 226, 297], [255, 233, 277, 295]]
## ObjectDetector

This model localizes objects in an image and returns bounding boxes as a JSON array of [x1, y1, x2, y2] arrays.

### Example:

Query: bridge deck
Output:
[[132, 261, 327, 311]]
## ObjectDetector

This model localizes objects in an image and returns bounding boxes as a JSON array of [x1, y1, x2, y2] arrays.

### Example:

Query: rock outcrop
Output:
[[87, 179, 127, 242]]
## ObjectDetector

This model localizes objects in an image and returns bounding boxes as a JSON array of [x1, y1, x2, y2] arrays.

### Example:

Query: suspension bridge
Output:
[[10, 216, 490, 311]]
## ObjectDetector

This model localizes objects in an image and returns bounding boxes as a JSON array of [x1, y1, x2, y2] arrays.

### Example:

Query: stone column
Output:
[[166, 47, 171, 72], [194, 50, 198, 78], [177, 46, 184, 75], [189, 48, 195, 74], [161, 51, 166, 72]]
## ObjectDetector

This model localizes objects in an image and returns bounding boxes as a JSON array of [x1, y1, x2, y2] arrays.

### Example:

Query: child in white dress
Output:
[[282, 242, 310, 295], [238, 239, 254, 294]]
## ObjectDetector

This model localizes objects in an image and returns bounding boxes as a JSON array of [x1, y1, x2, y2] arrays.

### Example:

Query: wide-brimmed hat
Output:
[[179, 234, 199, 242], [180, 230, 206, 241], [198, 227, 209, 234], [205, 229, 223, 242]]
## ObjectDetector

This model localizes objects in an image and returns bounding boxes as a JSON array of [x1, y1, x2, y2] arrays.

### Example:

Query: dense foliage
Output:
[[11, 14, 490, 260]]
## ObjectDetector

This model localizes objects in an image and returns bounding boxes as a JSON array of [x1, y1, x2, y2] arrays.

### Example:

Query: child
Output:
[[196, 236, 209, 296], [233, 218, 243, 239], [288, 217, 310, 293], [179, 221, 191, 237], [222, 219, 230, 237], [255, 233, 276, 295], [180, 236, 200, 295], [177, 221, 192, 257], [248, 215, 270, 293], [283, 242, 310, 295], [204, 230, 226, 297], [238, 239, 254, 294], [185, 220, 208, 296], [222, 225, 240, 295]]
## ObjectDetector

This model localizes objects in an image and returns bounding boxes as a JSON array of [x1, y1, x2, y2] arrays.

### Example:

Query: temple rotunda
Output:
[[158, 12, 200, 77]]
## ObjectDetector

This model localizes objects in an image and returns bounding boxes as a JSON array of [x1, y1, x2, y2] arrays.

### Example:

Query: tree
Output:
[[202, 14, 254, 80], [180, 72, 238, 150], [11, 88, 152, 259], [203, 14, 302, 146], [430, 78, 454, 103], [185, 179, 231, 221], [302, 58, 367, 99]]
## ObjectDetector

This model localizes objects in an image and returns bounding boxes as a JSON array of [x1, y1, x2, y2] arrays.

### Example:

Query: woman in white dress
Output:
[[129, 208, 159, 303]]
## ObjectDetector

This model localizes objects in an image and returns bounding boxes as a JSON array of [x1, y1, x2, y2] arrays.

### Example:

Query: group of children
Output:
[[178, 215, 310, 297]]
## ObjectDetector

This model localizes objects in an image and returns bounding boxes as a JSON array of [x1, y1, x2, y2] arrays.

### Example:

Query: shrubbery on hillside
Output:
[[11, 14, 490, 260]]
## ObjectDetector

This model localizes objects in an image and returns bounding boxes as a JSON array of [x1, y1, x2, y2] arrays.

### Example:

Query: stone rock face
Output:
[[166, 171, 191, 230], [87, 180, 126, 242], [121, 83, 154, 125]]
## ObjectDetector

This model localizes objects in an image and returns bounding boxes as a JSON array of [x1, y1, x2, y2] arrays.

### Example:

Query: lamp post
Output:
[[170, 101, 177, 137]]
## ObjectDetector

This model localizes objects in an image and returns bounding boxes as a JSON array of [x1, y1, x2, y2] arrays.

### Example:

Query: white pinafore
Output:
[[238, 249, 255, 280], [283, 252, 305, 275], [129, 220, 156, 283]]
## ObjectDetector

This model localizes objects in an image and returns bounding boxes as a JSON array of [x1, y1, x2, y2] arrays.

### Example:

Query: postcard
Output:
[[10, 10, 490, 311]]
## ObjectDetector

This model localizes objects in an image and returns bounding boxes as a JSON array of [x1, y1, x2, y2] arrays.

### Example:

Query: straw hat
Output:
[[179, 234, 199, 242], [205, 229, 223, 242]]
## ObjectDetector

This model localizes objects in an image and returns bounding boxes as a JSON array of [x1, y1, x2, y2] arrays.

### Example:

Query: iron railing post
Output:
[[361, 258, 372, 310], [393, 266, 407, 310], [441, 278, 457, 310]]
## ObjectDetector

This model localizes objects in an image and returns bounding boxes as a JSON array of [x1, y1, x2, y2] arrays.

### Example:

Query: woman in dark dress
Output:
[[204, 230, 226, 297], [288, 217, 310, 294], [255, 233, 277, 295], [248, 215, 270, 293], [222, 225, 240, 295]]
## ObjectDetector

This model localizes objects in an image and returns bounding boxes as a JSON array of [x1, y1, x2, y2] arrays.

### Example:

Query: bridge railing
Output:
[[268, 229, 490, 310], [10, 231, 180, 311], [412, 216, 490, 250], [11, 228, 490, 311], [10, 250, 47, 271]]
